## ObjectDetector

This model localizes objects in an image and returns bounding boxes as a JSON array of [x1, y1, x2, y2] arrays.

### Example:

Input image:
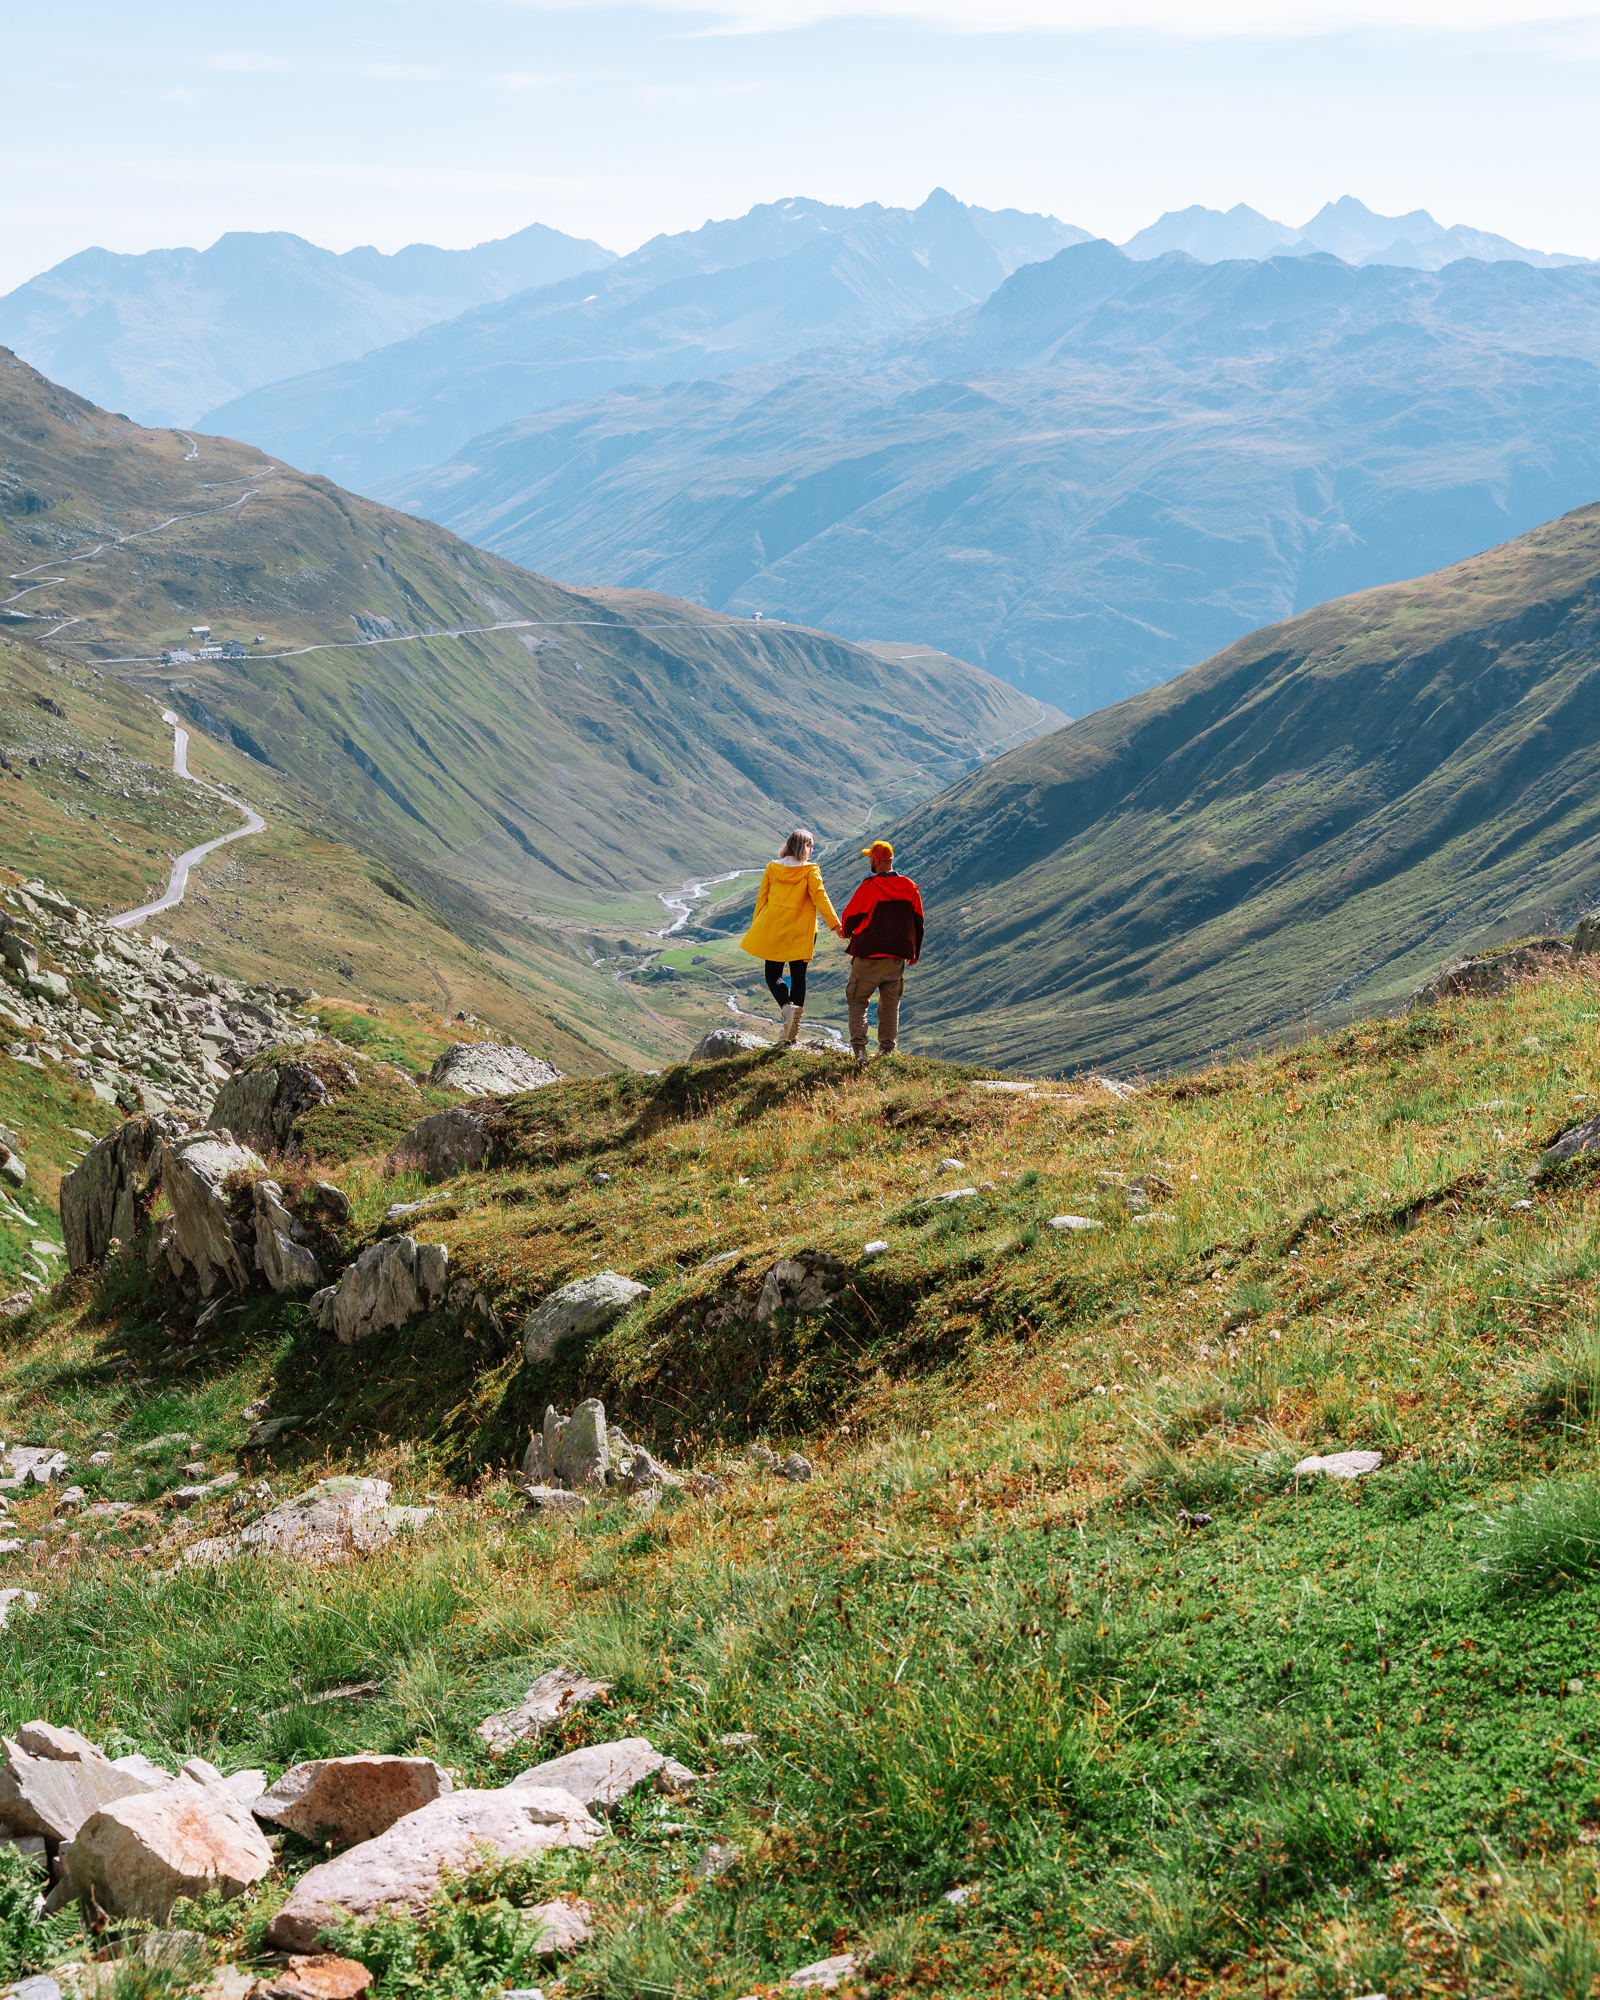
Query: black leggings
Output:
[[764, 960, 808, 1009]]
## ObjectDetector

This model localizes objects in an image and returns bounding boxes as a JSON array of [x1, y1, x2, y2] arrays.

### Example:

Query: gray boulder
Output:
[[1537, 1111, 1600, 1179], [159, 1132, 267, 1296], [1, 933, 39, 978], [476, 1667, 612, 1751], [210, 1059, 356, 1158], [0, 1727, 158, 1842], [387, 1103, 497, 1179], [1411, 939, 1571, 1007], [428, 1041, 563, 1099], [253, 1181, 322, 1293], [60, 1114, 179, 1272], [522, 1272, 651, 1364], [264, 1787, 602, 1951], [689, 1027, 770, 1060], [506, 1737, 698, 1806], [755, 1251, 846, 1322], [523, 1401, 681, 1497], [308, 1235, 447, 1343], [252, 1755, 452, 1846], [193, 1477, 434, 1567], [1575, 911, 1600, 955]]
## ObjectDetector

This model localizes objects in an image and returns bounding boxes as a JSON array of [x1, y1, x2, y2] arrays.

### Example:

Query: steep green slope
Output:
[[821, 503, 1600, 1075], [0, 349, 1058, 932], [8, 953, 1600, 1992]]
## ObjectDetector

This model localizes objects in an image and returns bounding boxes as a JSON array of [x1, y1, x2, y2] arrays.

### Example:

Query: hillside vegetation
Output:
[[4, 921, 1600, 1992], [773, 502, 1600, 1077], [0, 348, 1057, 930]]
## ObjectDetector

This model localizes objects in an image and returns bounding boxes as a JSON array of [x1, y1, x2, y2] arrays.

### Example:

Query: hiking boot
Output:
[[782, 1005, 804, 1046]]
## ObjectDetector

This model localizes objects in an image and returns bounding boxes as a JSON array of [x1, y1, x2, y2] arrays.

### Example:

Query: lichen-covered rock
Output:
[[386, 1103, 498, 1179], [211, 1060, 355, 1157], [62, 1786, 272, 1919], [522, 1272, 650, 1364], [506, 1737, 698, 1806], [160, 1132, 267, 1297], [689, 1027, 771, 1060], [252, 1755, 452, 1846], [264, 1788, 602, 1951], [1411, 939, 1571, 1007], [1537, 1111, 1600, 1179], [60, 1114, 180, 1272], [476, 1668, 612, 1750], [754, 1251, 846, 1322], [427, 1041, 562, 1099], [522, 1402, 681, 1497], [227, 1477, 432, 1563], [308, 1236, 447, 1343], [253, 1180, 322, 1293]]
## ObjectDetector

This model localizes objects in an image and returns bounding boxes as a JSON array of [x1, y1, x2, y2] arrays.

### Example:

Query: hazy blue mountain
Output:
[[398, 242, 1600, 717], [200, 191, 1091, 493], [1122, 194, 1587, 271], [1120, 203, 1306, 261], [0, 224, 616, 428]]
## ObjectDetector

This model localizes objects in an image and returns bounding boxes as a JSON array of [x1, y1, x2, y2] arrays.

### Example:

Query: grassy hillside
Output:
[[0, 346, 1059, 929], [818, 502, 1600, 1076], [4, 942, 1600, 1991]]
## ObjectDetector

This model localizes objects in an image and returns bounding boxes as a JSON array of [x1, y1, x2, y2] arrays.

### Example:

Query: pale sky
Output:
[[4, 0, 1599, 292]]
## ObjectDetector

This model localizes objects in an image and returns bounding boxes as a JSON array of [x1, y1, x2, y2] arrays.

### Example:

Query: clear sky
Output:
[[5, 0, 1598, 291]]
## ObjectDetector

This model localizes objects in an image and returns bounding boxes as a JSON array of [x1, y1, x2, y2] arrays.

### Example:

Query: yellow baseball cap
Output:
[[861, 840, 893, 858]]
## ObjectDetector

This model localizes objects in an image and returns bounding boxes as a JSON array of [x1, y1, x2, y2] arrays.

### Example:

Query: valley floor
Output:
[[4, 950, 1600, 1995]]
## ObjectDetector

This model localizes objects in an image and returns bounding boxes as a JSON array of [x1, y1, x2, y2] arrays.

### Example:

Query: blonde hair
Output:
[[779, 827, 815, 860]]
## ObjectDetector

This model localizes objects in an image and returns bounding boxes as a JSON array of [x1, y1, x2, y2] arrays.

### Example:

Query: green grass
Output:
[[13, 967, 1600, 1990]]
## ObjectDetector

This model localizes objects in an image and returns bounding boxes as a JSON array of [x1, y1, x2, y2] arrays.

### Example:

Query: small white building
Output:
[[189, 624, 210, 638]]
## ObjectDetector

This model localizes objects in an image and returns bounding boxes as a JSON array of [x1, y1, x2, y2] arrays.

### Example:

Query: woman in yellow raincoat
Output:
[[740, 827, 841, 1045]]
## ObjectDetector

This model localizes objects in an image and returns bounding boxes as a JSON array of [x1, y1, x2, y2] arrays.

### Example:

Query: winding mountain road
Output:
[[108, 710, 265, 930]]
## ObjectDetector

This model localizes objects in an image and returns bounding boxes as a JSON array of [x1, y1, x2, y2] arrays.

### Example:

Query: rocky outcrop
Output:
[[60, 1113, 179, 1272], [184, 1477, 434, 1567], [754, 1251, 847, 1322], [1411, 939, 1572, 1007], [253, 1180, 323, 1292], [152, 1131, 266, 1296], [522, 1400, 681, 1498], [476, 1668, 612, 1751], [1, 876, 316, 1124], [522, 1272, 651, 1363], [1536, 1110, 1600, 1178], [386, 1103, 498, 1179], [0, 1727, 156, 1842], [307, 1235, 448, 1343], [264, 1788, 602, 1951], [689, 1027, 770, 1060], [427, 1040, 563, 1098], [211, 1059, 356, 1158], [62, 1786, 272, 1919], [253, 1756, 453, 1847]]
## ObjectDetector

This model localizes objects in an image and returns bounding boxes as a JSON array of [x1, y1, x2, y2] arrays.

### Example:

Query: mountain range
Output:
[[397, 240, 1600, 716], [199, 191, 1090, 498], [1121, 194, 1586, 271], [0, 224, 616, 430]]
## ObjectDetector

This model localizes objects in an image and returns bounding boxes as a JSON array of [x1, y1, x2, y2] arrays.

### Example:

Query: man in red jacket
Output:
[[837, 839, 925, 1065]]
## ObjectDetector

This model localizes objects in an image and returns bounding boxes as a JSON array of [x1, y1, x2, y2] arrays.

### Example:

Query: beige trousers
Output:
[[846, 956, 905, 1054]]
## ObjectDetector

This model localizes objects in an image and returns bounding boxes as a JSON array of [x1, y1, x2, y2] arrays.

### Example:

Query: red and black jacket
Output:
[[839, 871, 925, 963]]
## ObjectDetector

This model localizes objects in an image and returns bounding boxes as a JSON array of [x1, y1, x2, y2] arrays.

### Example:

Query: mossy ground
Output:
[[8, 971, 1600, 1992]]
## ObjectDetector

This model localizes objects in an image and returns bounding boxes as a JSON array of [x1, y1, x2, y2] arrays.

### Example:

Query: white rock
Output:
[[931, 1188, 977, 1203], [862, 1241, 888, 1257], [264, 1787, 602, 1951], [688, 1027, 769, 1060], [788, 1956, 860, 1991], [1293, 1450, 1384, 1479], [0, 1730, 156, 1841], [236, 1477, 433, 1562], [253, 1180, 322, 1293], [506, 1737, 698, 1806], [0, 1591, 37, 1629], [427, 1041, 562, 1099], [522, 1273, 651, 1364], [161, 1132, 267, 1296], [1048, 1215, 1102, 1232], [253, 1755, 453, 1845], [62, 1786, 273, 1918], [477, 1668, 611, 1750], [310, 1236, 446, 1345]]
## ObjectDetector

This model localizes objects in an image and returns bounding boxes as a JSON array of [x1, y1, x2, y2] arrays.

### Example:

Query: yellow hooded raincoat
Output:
[[740, 858, 840, 963]]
